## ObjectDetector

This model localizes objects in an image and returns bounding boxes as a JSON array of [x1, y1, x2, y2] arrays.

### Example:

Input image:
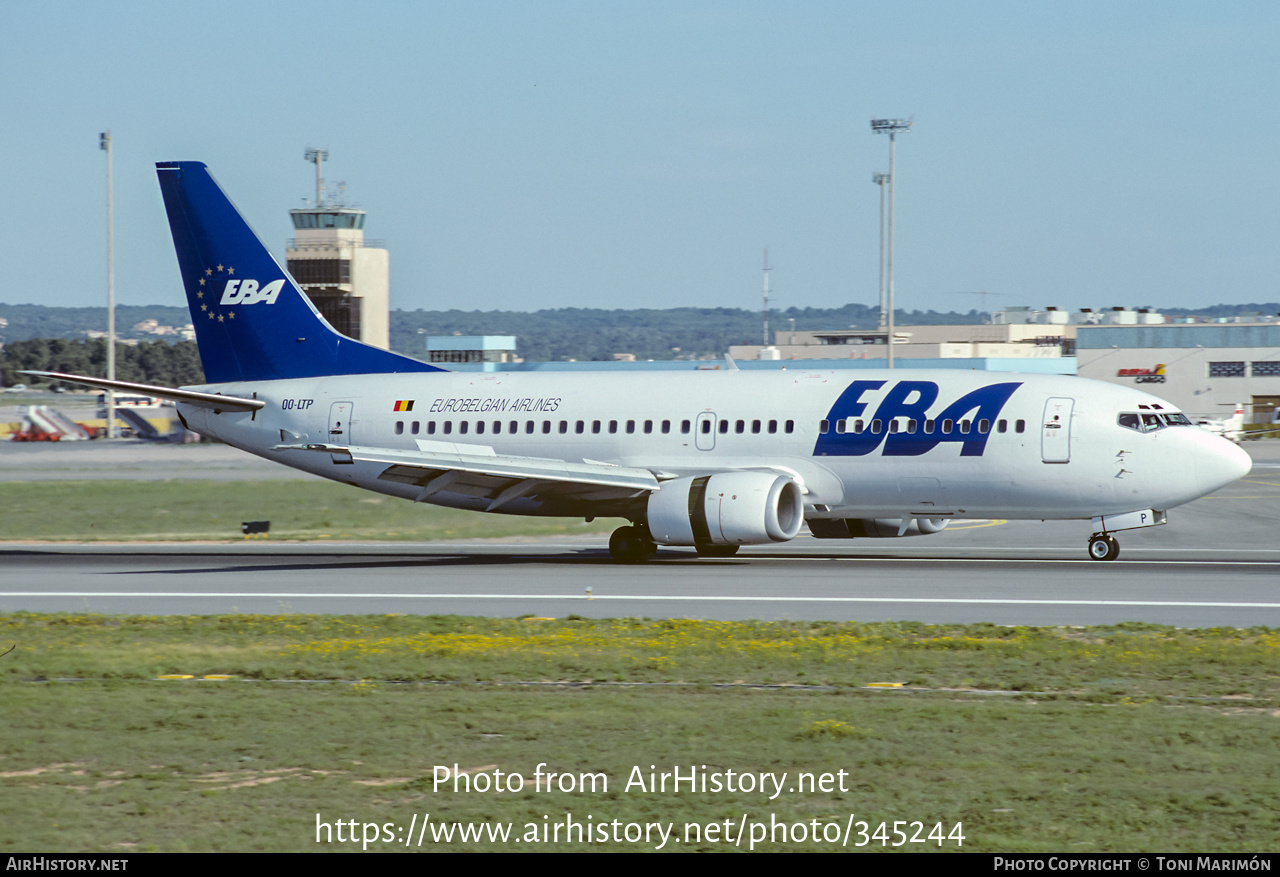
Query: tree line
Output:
[[1, 338, 205, 388]]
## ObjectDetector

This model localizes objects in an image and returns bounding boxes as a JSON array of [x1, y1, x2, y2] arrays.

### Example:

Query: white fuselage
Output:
[[176, 367, 1251, 524]]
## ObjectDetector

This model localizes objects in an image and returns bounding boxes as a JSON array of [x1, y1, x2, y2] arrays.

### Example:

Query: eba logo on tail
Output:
[[220, 279, 286, 305]]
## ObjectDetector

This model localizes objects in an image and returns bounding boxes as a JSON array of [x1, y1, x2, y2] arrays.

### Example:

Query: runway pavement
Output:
[[2, 440, 1278, 626]]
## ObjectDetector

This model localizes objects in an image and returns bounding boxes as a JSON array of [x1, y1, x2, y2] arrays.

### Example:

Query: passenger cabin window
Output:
[[681, 420, 691, 434], [819, 419, 829, 434], [662, 420, 671, 434], [395, 421, 404, 435], [785, 420, 794, 434]]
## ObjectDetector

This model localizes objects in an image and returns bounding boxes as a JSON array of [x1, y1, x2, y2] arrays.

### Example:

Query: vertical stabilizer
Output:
[[156, 161, 440, 382]]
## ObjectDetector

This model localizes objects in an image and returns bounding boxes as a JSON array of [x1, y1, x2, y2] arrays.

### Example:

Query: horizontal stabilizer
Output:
[[19, 371, 265, 412]]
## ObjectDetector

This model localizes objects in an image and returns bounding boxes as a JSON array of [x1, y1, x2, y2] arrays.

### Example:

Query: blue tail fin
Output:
[[156, 161, 441, 383]]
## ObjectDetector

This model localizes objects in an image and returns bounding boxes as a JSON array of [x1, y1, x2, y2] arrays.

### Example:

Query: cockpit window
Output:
[[1119, 411, 1193, 432]]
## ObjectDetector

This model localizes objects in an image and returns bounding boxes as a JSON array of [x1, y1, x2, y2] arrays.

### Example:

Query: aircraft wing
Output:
[[18, 370, 265, 413], [274, 442, 660, 509]]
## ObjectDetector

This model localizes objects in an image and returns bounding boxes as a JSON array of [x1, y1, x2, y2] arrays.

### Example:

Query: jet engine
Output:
[[647, 472, 804, 546], [807, 517, 950, 538]]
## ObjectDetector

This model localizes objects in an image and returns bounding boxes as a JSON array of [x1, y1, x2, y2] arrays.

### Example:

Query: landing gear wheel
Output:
[[609, 525, 656, 563], [1087, 534, 1120, 561], [695, 544, 740, 558]]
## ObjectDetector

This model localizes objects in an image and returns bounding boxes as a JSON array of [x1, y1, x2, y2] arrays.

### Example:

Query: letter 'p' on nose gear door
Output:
[[1041, 397, 1074, 463], [328, 401, 354, 464]]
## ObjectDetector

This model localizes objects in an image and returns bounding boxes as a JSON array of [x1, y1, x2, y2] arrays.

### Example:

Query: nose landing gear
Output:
[[1087, 533, 1120, 561]]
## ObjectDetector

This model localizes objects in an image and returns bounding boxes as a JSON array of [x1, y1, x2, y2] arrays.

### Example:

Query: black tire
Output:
[[609, 526, 654, 563], [1088, 535, 1119, 561], [695, 544, 740, 558]]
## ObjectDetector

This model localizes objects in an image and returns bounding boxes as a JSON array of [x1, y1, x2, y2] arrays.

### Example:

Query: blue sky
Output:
[[4, 1, 1278, 316]]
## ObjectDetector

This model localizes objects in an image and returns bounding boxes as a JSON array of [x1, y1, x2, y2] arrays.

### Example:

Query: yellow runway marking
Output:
[[946, 519, 1008, 530]]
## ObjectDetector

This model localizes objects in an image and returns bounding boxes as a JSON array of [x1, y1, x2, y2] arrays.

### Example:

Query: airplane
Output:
[[1195, 403, 1246, 443], [27, 161, 1252, 563]]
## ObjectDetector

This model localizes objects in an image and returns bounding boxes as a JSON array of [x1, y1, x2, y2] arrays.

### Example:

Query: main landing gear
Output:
[[609, 525, 657, 563], [1087, 533, 1120, 562], [607, 524, 744, 561]]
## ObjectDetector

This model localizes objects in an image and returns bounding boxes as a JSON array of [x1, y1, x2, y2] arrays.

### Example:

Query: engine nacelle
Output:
[[648, 472, 804, 546], [807, 517, 950, 539]]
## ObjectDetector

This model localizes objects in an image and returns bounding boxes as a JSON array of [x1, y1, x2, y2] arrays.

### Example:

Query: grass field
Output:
[[0, 479, 616, 542], [3, 614, 1278, 852]]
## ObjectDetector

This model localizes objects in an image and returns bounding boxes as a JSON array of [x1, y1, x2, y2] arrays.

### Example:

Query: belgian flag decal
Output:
[[393, 400, 414, 412]]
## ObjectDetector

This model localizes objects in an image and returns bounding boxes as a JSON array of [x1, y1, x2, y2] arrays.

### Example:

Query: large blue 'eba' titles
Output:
[[813, 380, 1023, 457]]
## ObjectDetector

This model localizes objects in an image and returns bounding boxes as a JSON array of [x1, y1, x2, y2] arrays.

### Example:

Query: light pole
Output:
[[872, 172, 888, 334], [871, 118, 911, 368], [100, 131, 115, 438]]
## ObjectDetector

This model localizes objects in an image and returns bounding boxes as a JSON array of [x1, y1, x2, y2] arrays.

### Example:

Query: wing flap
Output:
[[274, 442, 660, 504]]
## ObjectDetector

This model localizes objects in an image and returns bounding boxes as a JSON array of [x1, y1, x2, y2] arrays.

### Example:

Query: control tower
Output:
[[285, 149, 390, 349]]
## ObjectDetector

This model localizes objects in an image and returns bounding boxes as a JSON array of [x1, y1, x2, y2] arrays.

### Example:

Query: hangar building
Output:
[[1075, 321, 1280, 426]]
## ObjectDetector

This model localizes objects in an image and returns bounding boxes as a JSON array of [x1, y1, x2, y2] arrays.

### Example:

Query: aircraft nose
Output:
[[1195, 434, 1252, 494]]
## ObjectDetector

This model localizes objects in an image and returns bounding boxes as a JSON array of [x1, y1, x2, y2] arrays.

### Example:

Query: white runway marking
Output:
[[6, 591, 1280, 609]]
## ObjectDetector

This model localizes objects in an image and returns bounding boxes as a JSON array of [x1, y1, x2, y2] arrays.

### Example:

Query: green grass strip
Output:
[[0, 480, 614, 541], [4, 614, 1278, 701]]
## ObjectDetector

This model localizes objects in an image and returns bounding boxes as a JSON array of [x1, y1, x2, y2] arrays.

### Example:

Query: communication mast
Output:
[[304, 147, 329, 207]]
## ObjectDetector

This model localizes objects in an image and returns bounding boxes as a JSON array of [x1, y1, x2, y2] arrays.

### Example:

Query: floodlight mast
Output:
[[871, 118, 911, 368], [99, 131, 115, 439]]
